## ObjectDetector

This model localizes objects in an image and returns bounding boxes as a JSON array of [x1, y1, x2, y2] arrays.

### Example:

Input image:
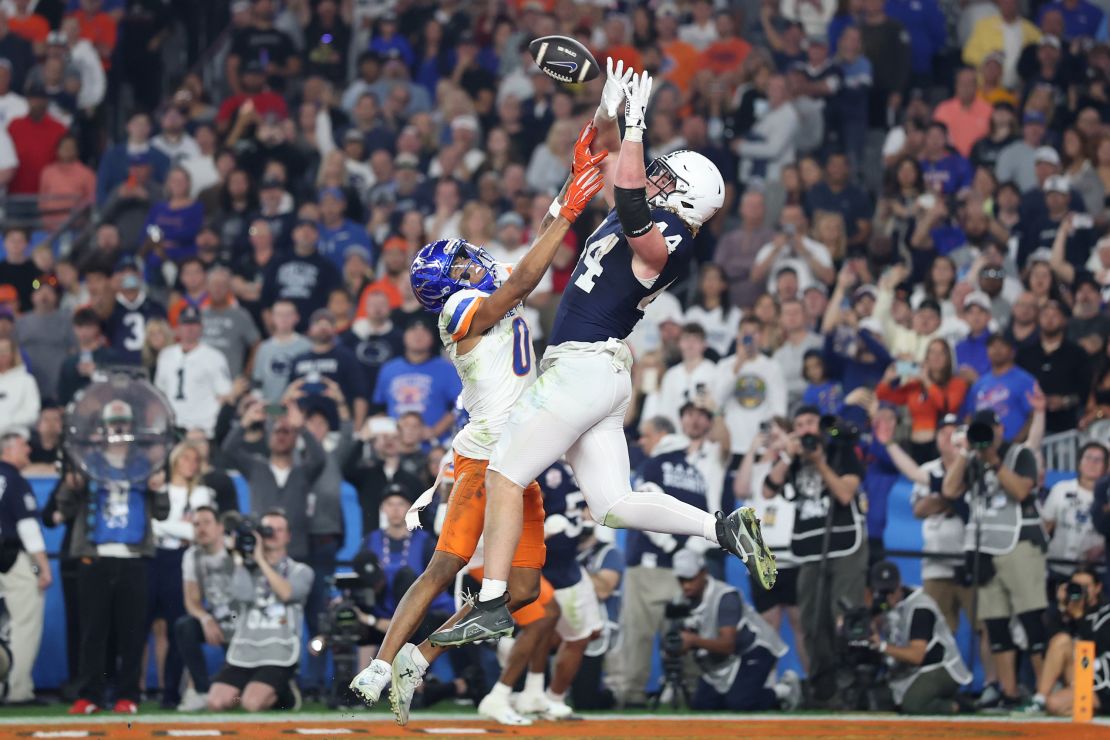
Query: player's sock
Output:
[[489, 681, 512, 700], [703, 514, 719, 545], [773, 683, 791, 701], [409, 645, 430, 672], [545, 689, 565, 703], [479, 578, 508, 602], [525, 672, 545, 694]]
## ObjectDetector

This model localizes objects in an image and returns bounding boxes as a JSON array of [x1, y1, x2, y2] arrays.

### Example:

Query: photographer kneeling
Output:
[[865, 561, 971, 715], [943, 408, 1046, 709], [207, 511, 314, 712], [671, 549, 800, 712], [1023, 567, 1110, 715]]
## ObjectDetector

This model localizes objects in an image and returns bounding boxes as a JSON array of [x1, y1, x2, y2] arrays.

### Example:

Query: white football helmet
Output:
[[646, 150, 725, 230]]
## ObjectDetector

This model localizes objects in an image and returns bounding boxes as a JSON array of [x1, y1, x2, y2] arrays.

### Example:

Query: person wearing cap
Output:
[[710, 315, 787, 458], [0, 429, 50, 706], [619, 415, 710, 707], [0, 227, 41, 313], [15, 277, 72, 399], [963, 0, 1042, 88], [961, 332, 1039, 441], [861, 560, 972, 714], [200, 265, 260, 379], [753, 204, 834, 294], [1037, 0, 1104, 43], [260, 217, 341, 334], [996, 113, 1052, 193], [933, 68, 993, 159], [713, 191, 773, 310], [919, 122, 973, 195], [104, 255, 167, 366], [762, 402, 867, 703], [205, 509, 314, 714], [317, 186, 374, 272], [805, 153, 873, 248], [942, 405, 1047, 709], [1016, 298, 1091, 433], [94, 111, 170, 206], [954, 290, 996, 380], [667, 548, 800, 711], [288, 307, 368, 430], [154, 305, 232, 438], [1068, 274, 1110, 357], [6, 76, 64, 196], [151, 106, 200, 165]]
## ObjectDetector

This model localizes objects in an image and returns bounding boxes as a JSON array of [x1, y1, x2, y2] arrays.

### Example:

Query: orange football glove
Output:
[[560, 166, 604, 223], [572, 120, 607, 176]]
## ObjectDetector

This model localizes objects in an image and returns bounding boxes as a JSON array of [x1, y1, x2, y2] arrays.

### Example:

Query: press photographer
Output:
[[668, 549, 800, 712], [943, 408, 1046, 710], [763, 404, 867, 705], [1025, 567, 1110, 715], [207, 511, 315, 713], [175, 506, 235, 712], [862, 560, 971, 715]]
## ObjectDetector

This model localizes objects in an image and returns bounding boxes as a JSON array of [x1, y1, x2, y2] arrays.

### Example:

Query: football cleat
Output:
[[389, 643, 426, 726], [479, 691, 533, 725], [429, 593, 513, 647], [349, 659, 391, 707], [717, 507, 777, 590]]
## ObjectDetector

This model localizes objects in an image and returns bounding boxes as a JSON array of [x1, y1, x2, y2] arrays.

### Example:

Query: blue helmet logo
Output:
[[410, 239, 499, 313]]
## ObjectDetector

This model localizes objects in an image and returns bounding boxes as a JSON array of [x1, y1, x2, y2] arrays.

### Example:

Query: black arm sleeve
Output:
[[614, 186, 654, 238], [909, 608, 936, 641]]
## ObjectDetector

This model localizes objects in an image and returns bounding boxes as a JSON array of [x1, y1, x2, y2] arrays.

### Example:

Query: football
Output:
[[528, 35, 600, 85]]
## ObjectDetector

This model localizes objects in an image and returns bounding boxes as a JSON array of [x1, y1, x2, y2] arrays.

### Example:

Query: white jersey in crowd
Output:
[[154, 342, 232, 437], [438, 286, 536, 461], [746, 459, 797, 569], [1042, 478, 1105, 576], [153, 484, 214, 550], [910, 459, 966, 581], [712, 353, 787, 455]]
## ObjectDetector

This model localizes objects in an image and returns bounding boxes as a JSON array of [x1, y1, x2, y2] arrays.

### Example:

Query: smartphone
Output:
[[303, 370, 324, 395], [1073, 214, 1095, 230], [695, 383, 707, 396], [916, 193, 937, 211], [895, 360, 919, 378], [265, 403, 286, 416]]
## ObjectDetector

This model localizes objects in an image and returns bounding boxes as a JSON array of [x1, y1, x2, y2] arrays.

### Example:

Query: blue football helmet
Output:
[[410, 238, 499, 312]]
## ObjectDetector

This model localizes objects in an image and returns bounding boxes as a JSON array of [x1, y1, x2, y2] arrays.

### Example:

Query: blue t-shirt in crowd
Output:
[[373, 355, 463, 430], [885, 0, 947, 73], [317, 220, 374, 272], [1038, 0, 1104, 38], [960, 364, 1038, 441], [803, 381, 844, 416], [955, 330, 992, 379], [921, 153, 972, 194], [539, 461, 586, 590], [861, 438, 900, 541], [804, 181, 873, 239]]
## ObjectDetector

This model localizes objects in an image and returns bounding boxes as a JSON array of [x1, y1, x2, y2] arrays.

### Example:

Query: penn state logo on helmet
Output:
[[646, 150, 725, 230], [410, 239, 499, 313]]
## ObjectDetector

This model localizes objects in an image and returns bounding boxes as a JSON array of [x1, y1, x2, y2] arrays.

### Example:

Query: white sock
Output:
[[407, 644, 429, 672], [545, 688, 565, 703], [703, 514, 719, 545], [479, 578, 508, 602], [525, 672, 545, 694], [489, 681, 512, 700], [370, 658, 391, 672], [773, 683, 790, 700], [1033, 693, 1046, 706]]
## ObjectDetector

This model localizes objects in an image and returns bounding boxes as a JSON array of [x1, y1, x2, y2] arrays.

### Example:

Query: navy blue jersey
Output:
[[539, 461, 586, 589], [0, 461, 36, 542], [550, 208, 695, 346], [106, 296, 168, 365], [626, 446, 708, 569]]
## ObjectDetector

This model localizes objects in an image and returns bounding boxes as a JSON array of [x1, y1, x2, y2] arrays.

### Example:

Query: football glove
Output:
[[599, 57, 633, 120], [622, 71, 653, 143], [560, 165, 605, 223]]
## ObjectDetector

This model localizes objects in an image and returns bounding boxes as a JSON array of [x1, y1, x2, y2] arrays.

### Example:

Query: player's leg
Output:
[[478, 593, 560, 726], [544, 573, 605, 717]]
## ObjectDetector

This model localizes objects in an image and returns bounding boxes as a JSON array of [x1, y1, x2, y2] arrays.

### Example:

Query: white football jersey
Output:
[[439, 287, 536, 460], [154, 343, 232, 436]]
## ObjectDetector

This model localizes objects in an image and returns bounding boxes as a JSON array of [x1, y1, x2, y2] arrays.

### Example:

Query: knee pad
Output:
[[985, 618, 1015, 654], [1018, 610, 1048, 654]]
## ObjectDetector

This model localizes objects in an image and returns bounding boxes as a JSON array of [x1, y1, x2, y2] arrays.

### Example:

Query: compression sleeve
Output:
[[614, 186, 654, 238], [16, 518, 45, 554]]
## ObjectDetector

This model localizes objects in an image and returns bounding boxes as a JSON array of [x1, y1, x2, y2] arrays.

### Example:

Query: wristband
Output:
[[878, 640, 888, 653], [624, 126, 644, 144], [548, 197, 562, 220], [201, 614, 214, 625], [779, 452, 793, 467]]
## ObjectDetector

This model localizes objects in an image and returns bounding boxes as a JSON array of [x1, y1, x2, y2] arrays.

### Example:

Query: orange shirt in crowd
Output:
[[601, 45, 643, 75], [8, 14, 50, 45], [68, 10, 117, 68], [169, 295, 211, 327], [701, 37, 751, 75], [876, 376, 970, 435], [661, 39, 703, 92], [357, 281, 402, 316], [932, 97, 993, 158], [39, 161, 97, 231]]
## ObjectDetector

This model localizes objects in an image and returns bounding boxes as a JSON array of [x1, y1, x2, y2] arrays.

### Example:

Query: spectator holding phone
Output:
[[712, 316, 787, 462], [288, 309, 368, 430]]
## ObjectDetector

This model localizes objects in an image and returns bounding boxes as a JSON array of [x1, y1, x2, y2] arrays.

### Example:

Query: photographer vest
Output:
[[962, 443, 1045, 556], [226, 557, 311, 669], [787, 461, 865, 563], [580, 541, 623, 660], [739, 595, 789, 659], [885, 588, 972, 705], [685, 577, 743, 694]]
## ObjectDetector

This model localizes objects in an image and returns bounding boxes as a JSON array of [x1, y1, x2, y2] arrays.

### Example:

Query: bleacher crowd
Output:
[[2, 0, 1110, 722]]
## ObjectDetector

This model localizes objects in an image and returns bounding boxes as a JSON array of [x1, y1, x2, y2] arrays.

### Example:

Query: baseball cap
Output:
[[679, 398, 714, 419], [983, 50, 1005, 65], [46, 30, 66, 46], [382, 482, 410, 502], [120, 274, 142, 291], [0, 285, 18, 305], [496, 211, 525, 230], [382, 236, 408, 253], [450, 114, 480, 132], [260, 177, 284, 190], [869, 560, 901, 592], [672, 549, 705, 579], [242, 58, 266, 75], [343, 128, 365, 144], [964, 290, 992, 311], [294, 217, 319, 230], [804, 282, 829, 298], [23, 80, 47, 98], [318, 186, 346, 202], [1034, 146, 1061, 166], [309, 308, 336, 326], [971, 408, 1001, 427], [852, 284, 878, 303], [980, 265, 1006, 280], [1075, 272, 1101, 293], [1041, 34, 1062, 48], [394, 153, 420, 170], [344, 245, 371, 263], [128, 151, 153, 167], [1024, 110, 1048, 126], [1028, 247, 1054, 264], [1043, 174, 1069, 193], [114, 255, 142, 274], [939, 413, 960, 428], [178, 306, 202, 324], [102, 399, 134, 425]]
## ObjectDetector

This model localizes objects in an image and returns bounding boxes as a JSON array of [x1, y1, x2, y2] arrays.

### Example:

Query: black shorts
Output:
[[751, 565, 798, 613], [212, 663, 297, 701]]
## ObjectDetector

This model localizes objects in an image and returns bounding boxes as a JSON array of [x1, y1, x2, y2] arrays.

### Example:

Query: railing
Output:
[[1, 194, 95, 259]]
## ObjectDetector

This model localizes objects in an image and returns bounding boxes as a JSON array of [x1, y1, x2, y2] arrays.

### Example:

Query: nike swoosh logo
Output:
[[548, 60, 578, 72]]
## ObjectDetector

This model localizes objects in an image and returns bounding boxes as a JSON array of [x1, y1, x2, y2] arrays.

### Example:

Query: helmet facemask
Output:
[[447, 241, 499, 293], [647, 157, 701, 234]]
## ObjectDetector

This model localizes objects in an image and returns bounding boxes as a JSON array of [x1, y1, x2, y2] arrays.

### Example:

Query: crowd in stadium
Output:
[[3, 0, 1110, 723]]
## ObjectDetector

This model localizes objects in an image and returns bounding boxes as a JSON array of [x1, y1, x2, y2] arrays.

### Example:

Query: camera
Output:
[[661, 602, 691, 658], [966, 420, 995, 449], [230, 514, 273, 562], [1067, 582, 1086, 602], [801, 433, 822, 452]]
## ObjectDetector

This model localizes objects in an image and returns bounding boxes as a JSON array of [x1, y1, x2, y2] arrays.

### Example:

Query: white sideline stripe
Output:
[[165, 732, 225, 737], [3, 712, 1110, 726]]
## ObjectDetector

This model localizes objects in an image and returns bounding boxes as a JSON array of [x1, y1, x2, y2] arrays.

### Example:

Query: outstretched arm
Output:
[[592, 57, 633, 209], [464, 163, 605, 339], [614, 71, 669, 279]]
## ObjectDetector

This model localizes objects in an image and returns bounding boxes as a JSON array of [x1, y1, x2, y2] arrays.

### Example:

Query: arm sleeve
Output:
[[16, 518, 45, 554], [716, 591, 743, 629]]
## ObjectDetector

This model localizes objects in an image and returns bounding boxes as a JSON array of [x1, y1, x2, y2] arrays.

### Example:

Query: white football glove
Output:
[[622, 71, 653, 143], [598, 57, 633, 120]]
